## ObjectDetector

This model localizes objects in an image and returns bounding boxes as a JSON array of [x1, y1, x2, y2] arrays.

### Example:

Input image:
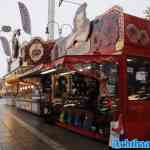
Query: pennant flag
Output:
[[18, 2, 31, 34], [0, 36, 11, 56]]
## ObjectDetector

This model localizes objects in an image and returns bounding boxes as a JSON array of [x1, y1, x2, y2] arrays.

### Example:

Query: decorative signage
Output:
[[124, 14, 150, 49], [12, 29, 21, 59], [126, 24, 150, 47], [51, 3, 91, 60], [91, 6, 124, 53], [23, 38, 54, 65], [29, 42, 44, 63]]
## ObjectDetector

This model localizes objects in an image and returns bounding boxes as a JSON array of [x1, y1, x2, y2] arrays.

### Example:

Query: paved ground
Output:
[[0, 99, 108, 150]]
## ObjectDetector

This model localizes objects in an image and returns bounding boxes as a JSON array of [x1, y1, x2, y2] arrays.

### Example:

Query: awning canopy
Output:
[[51, 55, 121, 67], [18, 64, 43, 79], [6, 75, 20, 84]]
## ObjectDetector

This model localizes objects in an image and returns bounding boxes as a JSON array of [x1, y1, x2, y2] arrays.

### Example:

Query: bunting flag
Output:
[[18, 2, 31, 34], [0, 36, 11, 56]]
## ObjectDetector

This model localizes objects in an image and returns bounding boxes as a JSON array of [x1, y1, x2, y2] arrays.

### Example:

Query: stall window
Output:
[[63, 63, 120, 112], [98, 63, 119, 112], [53, 75, 68, 98], [128, 58, 150, 100], [52, 63, 120, 136]]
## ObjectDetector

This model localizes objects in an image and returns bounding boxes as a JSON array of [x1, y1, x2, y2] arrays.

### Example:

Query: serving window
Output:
[[52, 62, 120, 112], [128, 57, 150, 100], [51, 62, 120, 137]]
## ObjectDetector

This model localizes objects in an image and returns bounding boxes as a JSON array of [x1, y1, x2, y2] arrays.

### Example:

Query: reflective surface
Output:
[[0, 99, 107, 150]]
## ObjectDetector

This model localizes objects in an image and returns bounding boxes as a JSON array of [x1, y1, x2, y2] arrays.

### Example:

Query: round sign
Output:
[[29, 42, 44, 62], [1, 26, 12, 32]]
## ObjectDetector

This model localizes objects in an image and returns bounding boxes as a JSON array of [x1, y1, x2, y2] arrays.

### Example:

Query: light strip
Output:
[[41, 68, 56, 75], [59, 71, 76, 76]]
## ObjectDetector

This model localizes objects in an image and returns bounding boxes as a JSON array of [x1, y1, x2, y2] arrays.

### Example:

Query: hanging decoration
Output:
[[18, 1, 31, 34], [0, 36, 11, 56], [12, 29, 20, 59]]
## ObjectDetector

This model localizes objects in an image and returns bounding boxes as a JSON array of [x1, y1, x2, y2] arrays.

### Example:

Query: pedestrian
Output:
[[109, 112, 124, 150]]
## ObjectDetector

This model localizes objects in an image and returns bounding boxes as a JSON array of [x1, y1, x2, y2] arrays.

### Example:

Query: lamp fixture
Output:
[[41, 68, 56, 75], [59, 71, 75, 76]]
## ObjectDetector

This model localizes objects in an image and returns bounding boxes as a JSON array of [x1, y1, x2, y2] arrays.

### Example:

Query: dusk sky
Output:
[[0, 0, 149, 77]]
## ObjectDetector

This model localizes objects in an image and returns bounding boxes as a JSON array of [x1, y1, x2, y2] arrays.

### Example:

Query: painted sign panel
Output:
[[124, 14, 150, 49], [90, 6, 124, 54]]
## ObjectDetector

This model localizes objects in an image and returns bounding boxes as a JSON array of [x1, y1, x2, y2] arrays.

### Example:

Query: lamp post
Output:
[[46, 22, 73, 38], [48, 0, 55, 40], [47, 0, 80, 40], [46, 21, 61, 38]]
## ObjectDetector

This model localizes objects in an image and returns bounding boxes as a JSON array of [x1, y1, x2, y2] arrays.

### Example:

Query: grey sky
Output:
[[0, 0, 149, 77]]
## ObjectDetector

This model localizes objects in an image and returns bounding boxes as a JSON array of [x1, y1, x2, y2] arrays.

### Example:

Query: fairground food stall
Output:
[[49, 4, 150, 141], [4, 74, 20, 106], [7, 38, 54, 115]]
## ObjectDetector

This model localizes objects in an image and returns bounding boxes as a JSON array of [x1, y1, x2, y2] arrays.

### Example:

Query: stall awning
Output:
[[18, 64, 43, 79], [47, 55, 121, 80], [6, 75, 20, 84], [51, 55, 121, 67]]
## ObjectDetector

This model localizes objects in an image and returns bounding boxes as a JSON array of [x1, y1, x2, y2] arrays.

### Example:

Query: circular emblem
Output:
[[126, 24, 140, 44], [29, 42, 44, 62], [126, 24, 150, 47]]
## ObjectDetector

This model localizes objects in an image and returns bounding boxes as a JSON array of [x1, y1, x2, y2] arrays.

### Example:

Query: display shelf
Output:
[[56, 122, 108, 142]]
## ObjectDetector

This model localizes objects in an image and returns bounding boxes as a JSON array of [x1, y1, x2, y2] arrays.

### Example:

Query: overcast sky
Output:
[[0, 0, 149, 77]]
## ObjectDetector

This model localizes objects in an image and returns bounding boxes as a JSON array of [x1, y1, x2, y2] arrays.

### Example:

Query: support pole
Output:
[[48, 0, 55, 40]]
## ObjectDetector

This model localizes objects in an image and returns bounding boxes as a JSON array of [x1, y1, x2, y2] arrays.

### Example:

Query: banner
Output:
[[0, 36, 11, 56], [18, 2, 31, 34]]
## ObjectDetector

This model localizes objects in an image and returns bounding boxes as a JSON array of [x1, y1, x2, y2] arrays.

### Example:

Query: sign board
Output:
[[29, 42, 44, 63]]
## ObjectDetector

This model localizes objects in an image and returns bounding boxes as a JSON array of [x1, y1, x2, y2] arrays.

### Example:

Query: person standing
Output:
[[109, 113, 124, 150]]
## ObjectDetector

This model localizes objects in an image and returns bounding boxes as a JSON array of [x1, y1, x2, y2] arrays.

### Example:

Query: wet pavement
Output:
[[0, 99, 108, 150]]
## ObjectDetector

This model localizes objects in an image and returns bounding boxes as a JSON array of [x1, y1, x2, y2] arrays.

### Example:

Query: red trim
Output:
[[112, 114, 124, 133], [51, 55, 121, 67], [56, 122, 108, 142]]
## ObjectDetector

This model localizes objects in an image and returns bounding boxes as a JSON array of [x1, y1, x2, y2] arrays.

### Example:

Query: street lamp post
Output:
[[48, 0, 55, 40], [46, 22, 73, 38], [46, 21, 61, 38], [47, 0, 80, 40]]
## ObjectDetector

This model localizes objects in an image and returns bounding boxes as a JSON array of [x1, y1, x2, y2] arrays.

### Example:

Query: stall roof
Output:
[[51, 55, 121, 67], [51, 6, 150, 60], [18, 64, 43, 79], [90, 7, 150, 57]]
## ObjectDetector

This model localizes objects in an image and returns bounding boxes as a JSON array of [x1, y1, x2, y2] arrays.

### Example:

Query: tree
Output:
[[144, 7, 150, 20]]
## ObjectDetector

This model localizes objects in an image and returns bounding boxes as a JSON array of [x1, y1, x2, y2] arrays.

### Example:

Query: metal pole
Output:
[[48, 0, 55, 40]]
